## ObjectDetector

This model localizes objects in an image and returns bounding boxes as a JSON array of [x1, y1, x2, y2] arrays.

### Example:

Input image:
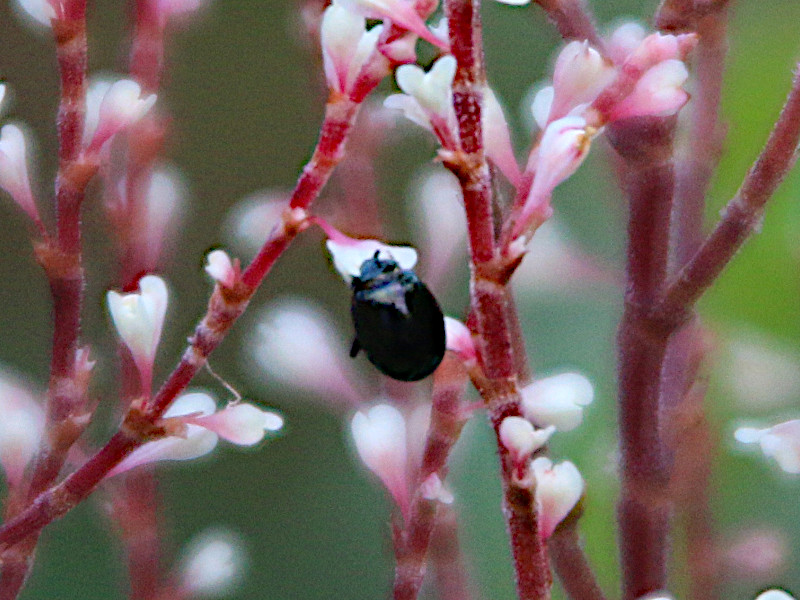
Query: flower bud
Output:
[[444, 317, 477, 365], [107, 275, 169, 390], [205, 250, 238, 288], [86, 79, 157, 152], [194, 403, 283, 446], [0, 124, 41, 224], [321, 2, 383, 96], [499, 417, 554, 481], [483, 87, 521, 185], [224, 190, 288, 255], [607, 22, 646, 65], [548, 41, 614, 124], [351, 403, 410, 517], [606, 59, 689, 122], [521, 372, 594, 432], [531, 457, 584, 538], [735, 420, 800, 474], [419, 472, 454, 504], [137, 166, 187, 270]]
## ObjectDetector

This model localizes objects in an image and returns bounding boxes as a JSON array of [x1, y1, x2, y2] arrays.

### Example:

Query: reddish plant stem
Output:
[[533, 0, 604, 51], [444, 0, 551, 597], [430, 506, 474, 600], [659, 65, 800, 318], [393, 355, 469, 600], [0, 92, 370, 552], [549, 514, 607, 600], [607, 115, 677, 600]]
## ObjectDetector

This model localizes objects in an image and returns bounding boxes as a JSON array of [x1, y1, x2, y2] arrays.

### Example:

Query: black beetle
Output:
[[350, 252, 446, 382]]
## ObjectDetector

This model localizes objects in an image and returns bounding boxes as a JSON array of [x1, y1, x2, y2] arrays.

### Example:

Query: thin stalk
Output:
[[533, 0, 604, 51]]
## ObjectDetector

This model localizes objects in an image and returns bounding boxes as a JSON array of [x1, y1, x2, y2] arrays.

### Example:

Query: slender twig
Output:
[[393, 355, 469, 600], [549, 511, 607, 600], [659, 64, 800, 318], [607, 115, 678, 600], [533, 0, 604, 51], [443, 0, 552, 597], [430, 506, 475, 600]]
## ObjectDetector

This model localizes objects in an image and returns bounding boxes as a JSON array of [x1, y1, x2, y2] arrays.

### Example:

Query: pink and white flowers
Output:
[[84, 79, 157, 153], [0, 123, 41, 226], [520, 372, 594, 432], [531, 457, 584, 539]]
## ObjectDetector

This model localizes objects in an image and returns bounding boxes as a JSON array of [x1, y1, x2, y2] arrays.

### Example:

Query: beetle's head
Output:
[[352, 251, 401, 290]]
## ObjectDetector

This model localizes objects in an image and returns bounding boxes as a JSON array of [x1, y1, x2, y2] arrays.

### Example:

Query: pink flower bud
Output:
[[419, 473, 454, 504], [606, 59, 689, 122], [0, 124, 41, 225], [178, 529, 246, 598], [107, 275, 169, 392], [86, 79, 157, 153], [351, 403, 410, 517], [735, 420, 800, 474], [336, 0, 447, 49], [250, 298, 362, 407], [499, 417, 554, 482], [483, 87, 522, 185], [547, 41, 614, 124], [0, 371, 44, 486], [521, 372, 594, 431], [193, 402, 283, 446], [205, 250, 239, 288], [444, 317, 477, 365], [531, 457, 584, 539], [321, 2, 383, 96]]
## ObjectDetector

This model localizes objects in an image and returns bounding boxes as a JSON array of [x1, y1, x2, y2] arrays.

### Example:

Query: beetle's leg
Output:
[[349, 337, 361, 358]]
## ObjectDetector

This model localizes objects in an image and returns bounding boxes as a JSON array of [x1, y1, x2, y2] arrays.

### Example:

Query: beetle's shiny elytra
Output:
[[350, 252, 446, 382]]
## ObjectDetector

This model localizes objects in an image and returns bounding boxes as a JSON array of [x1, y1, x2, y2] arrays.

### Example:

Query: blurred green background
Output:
[[2, 0, 800, 598]]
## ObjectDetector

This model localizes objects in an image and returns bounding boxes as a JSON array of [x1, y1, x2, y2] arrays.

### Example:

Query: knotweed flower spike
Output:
[[107, 275, 169, 393], [735, 420, 800, 474], [351, 403, 410, 519], [520, 372, 594, 432], [531, 457, 584, 539]]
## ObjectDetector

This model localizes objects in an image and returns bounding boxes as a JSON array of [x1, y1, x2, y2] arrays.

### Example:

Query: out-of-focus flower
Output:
[[205, 250, 239, 288], [605, 59, 689, 122], [409, 167, 466, 285], [385, 56, 458, 145], [531, 457, 584, 539], [0, 371, 44, 486], [336, 0, 447, 49], [0, 84, 7, 115], [444, 317, 477, 366], [109, 393, 282, 477], [521, 372, 594, 432], [491, 0, 532, 6], [499, 416, 554, 481], [14, 0, 62, 27], [156, 0, 211, 20], [85, 79, 156, 152], [178, 529, 246, 598], [107, 275, 168, 390], [224, 190, 288, 255], [722, 527, 787, 580], [137, 166, 187, 269], [606, 22, 646, 65], [755, 591, 795, 600], [320, 220, 417, 283], [250, 298, 363, 407], [483, 87, 521, 184], [722, 333, 800, 411], [351, 403, 410, 517], [735, 421, 800, 474], [321, 2, 383, 97], [419, 472, 454, 504], [0, 124, 41, 225]]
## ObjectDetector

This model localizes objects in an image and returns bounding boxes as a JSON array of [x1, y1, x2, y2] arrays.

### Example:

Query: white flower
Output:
[[107, 275, 169, 386], [194, 402, 283, 446], [394, 56, 457, 126], [521, 372, 594, 432], [250, 298, 362, 407], [321, 2, 383, 96], [86, 79, 157, 152], [531, 457, 584, 538], [735, 420, 800, 473], [324, 229, 417, 284], [205, 250, 238, 288], [178, 529, 246, 598], [499, 416, 554, 472], [419, 473, 454, 504], [138, 166, 186, 269], [351, 404, 410, 516], [0, 124, 40, 224], [15, 0, 60, 27], [444, 317, 477, 365]]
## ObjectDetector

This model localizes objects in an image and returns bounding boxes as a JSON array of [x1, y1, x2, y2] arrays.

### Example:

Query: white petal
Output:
[[15, 0, 56, 26], [205, 250, 236, 287], [326, 237, 417, 282], [532, 457, 584, 538], [521, 372, 594, 431], [197, 403, 283, 446], [531, 86, 555, 130], [756, 592, 795, 600], [384, 93, 432, 130]]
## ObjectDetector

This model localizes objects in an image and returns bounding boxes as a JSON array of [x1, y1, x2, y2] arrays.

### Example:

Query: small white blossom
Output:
[[394, 56, 457, 127], [194, 402, 283, 446], [444, 317, 477, 365], [138, 167, 187, 269], [0, 124, 40, 224], [499, 416, 554, 479], [107, 275, 169, 387], [735, 421, 800, 474], [205, 250, 238, 288], [0, 371, 44, 486], [15, 0, 60, 27], [521, 372, 594, 432], [419, 473, 454, 504], [335, 0, 447, 49], [531, 457, 584, 538], [325, 231, 417, 284], [321, 2, 383, 96], [86, 79, 157, 152], [179, 529, 246, 598], [351, 403, 410, 516]]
